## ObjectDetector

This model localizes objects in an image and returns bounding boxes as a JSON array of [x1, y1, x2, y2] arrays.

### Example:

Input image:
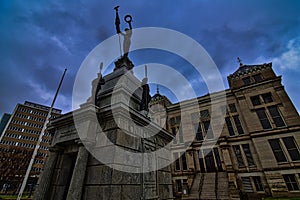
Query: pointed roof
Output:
[[150, 86, 172, 106], [228, 62, 272, 79]]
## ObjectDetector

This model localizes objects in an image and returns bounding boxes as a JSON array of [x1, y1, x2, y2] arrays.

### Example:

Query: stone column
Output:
[[66, 145, 89, 200], [221, 146, 233, 171], [33, 149, 59, 200]]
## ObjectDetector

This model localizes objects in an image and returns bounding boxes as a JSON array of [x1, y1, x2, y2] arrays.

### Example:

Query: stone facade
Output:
[[35, 61, 300, 200], [34, 57, 174, 200], [150, 62, 300, 199]]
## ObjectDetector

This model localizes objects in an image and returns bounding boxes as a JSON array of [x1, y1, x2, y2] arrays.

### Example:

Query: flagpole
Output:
[[17, 68, 67, 200]]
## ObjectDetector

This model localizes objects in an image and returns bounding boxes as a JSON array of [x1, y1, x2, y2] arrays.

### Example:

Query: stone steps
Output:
[[200, 172, 216, 200], [217, 172, 230, 200], [186, 172, 231, 200], [188, 173, 202, 199], [183, 172, 230, 200]]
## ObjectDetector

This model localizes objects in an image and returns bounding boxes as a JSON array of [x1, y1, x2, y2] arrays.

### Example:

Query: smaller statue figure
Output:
[[237, 57, 243, 67], [95, 62, 105, 105], [88, 62, 105, 104], [140, 65, 151, 112], [140, 78, 151, 112]]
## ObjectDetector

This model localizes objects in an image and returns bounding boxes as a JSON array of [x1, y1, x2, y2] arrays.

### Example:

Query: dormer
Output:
[[149, 87, 172, 112], [227, 62, 277, 90]]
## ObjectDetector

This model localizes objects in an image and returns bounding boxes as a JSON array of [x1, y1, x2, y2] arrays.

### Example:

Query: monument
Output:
[[33, 6, 174, 200]]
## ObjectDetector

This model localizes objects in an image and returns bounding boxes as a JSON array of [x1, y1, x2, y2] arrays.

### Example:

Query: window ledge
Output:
[[277, 162, 290, 165]]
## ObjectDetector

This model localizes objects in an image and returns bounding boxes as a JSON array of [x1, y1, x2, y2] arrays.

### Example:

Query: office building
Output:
[[0, 101, 61, 194]]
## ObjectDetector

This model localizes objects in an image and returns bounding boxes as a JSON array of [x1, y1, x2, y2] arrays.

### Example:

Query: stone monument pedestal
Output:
[[34, 58, 174, 200]]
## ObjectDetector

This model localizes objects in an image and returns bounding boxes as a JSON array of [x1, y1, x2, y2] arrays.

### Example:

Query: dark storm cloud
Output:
[[0, 0, 299, 116], [0, 1, 104, 114]]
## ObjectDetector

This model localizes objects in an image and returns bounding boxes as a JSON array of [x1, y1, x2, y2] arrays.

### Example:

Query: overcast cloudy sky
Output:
[[0, 0, 299, 117]]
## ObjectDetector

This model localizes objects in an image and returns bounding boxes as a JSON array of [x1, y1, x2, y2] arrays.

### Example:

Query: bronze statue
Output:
[[140, 65, 151, 112], [237, 57, 243, 66], [114, 6, 133, 58], [87, 62, 105, 104], [114, 6, 121, 34]]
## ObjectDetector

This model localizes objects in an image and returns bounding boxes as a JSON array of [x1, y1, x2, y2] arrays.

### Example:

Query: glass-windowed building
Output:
[[0, 101, 61, 195]]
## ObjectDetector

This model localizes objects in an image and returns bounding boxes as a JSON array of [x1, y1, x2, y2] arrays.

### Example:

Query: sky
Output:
[[0, 0, 300, 117]]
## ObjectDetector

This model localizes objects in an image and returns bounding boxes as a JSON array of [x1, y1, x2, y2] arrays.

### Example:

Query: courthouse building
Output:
[[150, 62, 300, 199]]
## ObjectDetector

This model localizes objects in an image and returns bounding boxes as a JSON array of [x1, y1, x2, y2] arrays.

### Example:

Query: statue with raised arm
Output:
[[120, 14, 133, 58], [113, 6, 134, 70]]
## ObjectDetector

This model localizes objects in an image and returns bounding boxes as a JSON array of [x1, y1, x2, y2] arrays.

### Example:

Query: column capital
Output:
[[49, 146, 63, 153], [75, 139, 96, 147]]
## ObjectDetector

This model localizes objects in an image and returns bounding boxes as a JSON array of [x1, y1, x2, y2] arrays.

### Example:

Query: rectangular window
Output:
[[176, 116, 181, 124], [182, 179, 188, 195], [200, 109, 210, 118], [242, 77, 251, 85], [203, 121, 210, 133], [225, 117, 235, 136], [203, 121, 213, 139], [198, 151, 205, 172], [172, 127, 177, 144], [253, 176, 264, 191], [178, 127, 184, 143], [241, 177, 253, 192], [268, 106, 285, 127], [242, 144, 255, 166], [204, 149, 216, 172], [170, 118, 175, 126], [253, 74, 263, 82], [213, 148, 222, 171], [174, 153, 180, 171], [229, 103, 237, 113], [282, 137, 300, 161], [181, 152, 188, 170], [233, 145, 245, 167], [269, 139, 287, 162], [251, 96, 261, 106], [262, 93, 273, 103], [233, 115, 244, 135], [256, 109, 272, 129], [283, 174, 299, 191], [194, 123, 203, 141], [176, 180, 182, 192]]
